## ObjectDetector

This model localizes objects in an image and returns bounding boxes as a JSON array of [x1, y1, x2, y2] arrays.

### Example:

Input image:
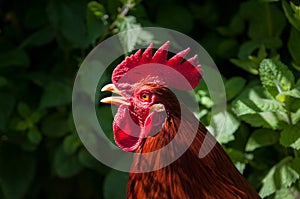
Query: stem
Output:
[[98, 1, 134, 42], [294, 149, 300, 158]]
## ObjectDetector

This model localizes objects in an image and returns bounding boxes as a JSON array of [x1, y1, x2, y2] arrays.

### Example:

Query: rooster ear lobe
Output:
[[150, 103, 166, 113], [144, 103, 167, 137]]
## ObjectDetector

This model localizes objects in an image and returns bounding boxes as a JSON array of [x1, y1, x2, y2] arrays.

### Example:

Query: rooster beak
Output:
[[100, 84, 130, 106]]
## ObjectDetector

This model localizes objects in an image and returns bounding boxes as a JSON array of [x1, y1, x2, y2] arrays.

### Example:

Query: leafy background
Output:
[[1, 0, 300, 198]]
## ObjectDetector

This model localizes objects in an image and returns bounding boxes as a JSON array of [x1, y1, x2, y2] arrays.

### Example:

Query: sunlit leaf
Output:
[[232, 98, 287, 129], [117, 16, 141, 53], [274, 188, 295, 199], [208, 111, 240, 144], [259, 164, 276, 197], [260, 157, 299, 197], [259, 59, 295, 97]]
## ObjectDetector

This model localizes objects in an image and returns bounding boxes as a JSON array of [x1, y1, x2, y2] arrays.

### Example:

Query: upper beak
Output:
[[100, 84, 130, 106]]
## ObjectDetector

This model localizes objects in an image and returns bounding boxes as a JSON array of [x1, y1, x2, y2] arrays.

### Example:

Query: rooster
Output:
[[101, 41, 260, 199]]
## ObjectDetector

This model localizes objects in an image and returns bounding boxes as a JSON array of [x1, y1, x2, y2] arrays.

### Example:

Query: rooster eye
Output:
[[141, 93, 150, 101]]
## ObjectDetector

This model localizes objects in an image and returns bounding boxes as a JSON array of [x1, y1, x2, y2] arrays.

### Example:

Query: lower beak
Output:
[[100, 84, 130, 106]]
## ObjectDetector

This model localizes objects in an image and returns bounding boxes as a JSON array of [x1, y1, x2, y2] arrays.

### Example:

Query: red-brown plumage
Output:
[[101, 42, 261, 199], [126, 84, 260, 199]]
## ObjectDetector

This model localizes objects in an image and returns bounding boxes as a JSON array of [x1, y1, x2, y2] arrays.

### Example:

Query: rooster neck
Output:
[[127, 106, 261, 199]]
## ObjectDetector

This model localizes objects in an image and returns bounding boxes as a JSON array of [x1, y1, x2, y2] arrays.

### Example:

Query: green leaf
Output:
[[232, 97, 287, 129], [27, 127, 42, 145], [17, 102, 31, 119], [208, 111, 240, 144], [240, 112, 284, 129], [87, 1, 105, 18], [233, 98, 286, 116], [19, 26, 55, 48], [0, 144, 36, 199], [274, 162, 299, 191], [117, 16, 141, 53], [259, 59, 295, 97], [0, 49, 30, 68], [196, 88, 213, 108], [276, 88, 300, 103], [280, 123, 300, 149], [245, 129, 279, 151], [279, 88, 300, 98], [259, 164, 276, 197], [40, 81, 72, 108], [291, 157, 300, 174], [0, 76, 8, 87], [260, 157, 299, 197], [41, 112, 70, 138], [86, 2, 105, 45], [0, 93, 16, 130], [225, 77, 246, 101], [156, 5, 194, 33], [238, 38, 282, 60], [274, 188, 295, 199], [53, 146, 83, 178], [29, 110, 45, 123], [63, 134, 82, 155], [16, 120, 30, 131], [230, 59, 259, 75], [78, 148, 97, 168], [240, 1, 286, 39], [78, 148, 110, 175], [282, 1, 300, 32], [291, 108, 300, 125], [225, 148, 247, 173], [103, 169, 128, 199], [217, 14, 244, 37], [47, 0, 88, 48], [288, 27, 300, 65]]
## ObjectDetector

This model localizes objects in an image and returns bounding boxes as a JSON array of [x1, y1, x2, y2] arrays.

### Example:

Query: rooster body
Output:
[[101, 42, 261, 199]]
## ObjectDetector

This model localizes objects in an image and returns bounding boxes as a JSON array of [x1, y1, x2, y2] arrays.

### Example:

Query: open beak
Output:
[[100, 84, 130, 106]]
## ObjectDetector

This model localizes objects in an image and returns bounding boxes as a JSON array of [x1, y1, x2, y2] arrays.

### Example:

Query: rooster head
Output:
[[101, 41, 202, 152]]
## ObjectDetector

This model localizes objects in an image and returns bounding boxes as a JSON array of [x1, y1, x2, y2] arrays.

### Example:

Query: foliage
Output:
[[0, 0, 300, 199]]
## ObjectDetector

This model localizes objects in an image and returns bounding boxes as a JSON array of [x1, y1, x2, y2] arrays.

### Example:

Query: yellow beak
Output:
[[100, 84, 130, 106]]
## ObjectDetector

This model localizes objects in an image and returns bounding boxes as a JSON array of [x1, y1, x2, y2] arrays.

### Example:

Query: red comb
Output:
[[112, 41, 202, 90]]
